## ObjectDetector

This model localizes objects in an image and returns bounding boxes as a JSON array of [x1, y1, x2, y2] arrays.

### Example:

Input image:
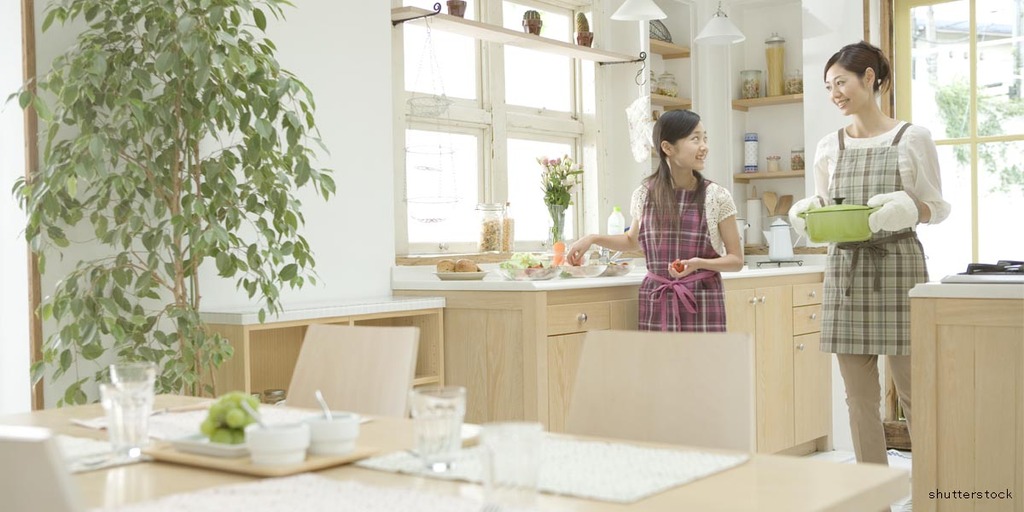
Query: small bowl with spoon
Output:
[[303, 389, 361, 456]]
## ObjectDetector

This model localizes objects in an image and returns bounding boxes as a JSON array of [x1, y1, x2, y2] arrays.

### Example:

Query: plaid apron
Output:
[[821, 123, 929, 355], [637, 185, 726, 332]]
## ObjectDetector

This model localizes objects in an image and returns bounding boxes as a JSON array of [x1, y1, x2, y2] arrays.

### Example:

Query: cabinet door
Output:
[[794, 332, 831, 444], [546, 332, 586, 433], [609, 299, 639, 330], [725, 289, 757, 335], [755, 285, 795, 453]]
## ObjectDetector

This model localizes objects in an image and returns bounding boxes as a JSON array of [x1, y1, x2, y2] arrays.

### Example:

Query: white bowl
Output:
[[304, 412, 361, 456], [559, 264, 607, 278], [497, 266, 560, 281], [599, 260, 633, 277], [245, 422, 310, 465]]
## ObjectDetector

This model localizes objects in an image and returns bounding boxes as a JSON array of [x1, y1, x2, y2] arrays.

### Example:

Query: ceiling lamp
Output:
[[611, 0, 667, 21], [694, 1, 745, 45]]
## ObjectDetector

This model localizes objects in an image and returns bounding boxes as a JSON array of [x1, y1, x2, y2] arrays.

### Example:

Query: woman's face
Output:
[[824, 64, 874, 116], [662, 121, 708, 172]]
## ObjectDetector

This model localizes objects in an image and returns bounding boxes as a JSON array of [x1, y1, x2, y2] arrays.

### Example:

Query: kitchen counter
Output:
[[392, 263, 827, 291], [909, 282, 1024, 300]]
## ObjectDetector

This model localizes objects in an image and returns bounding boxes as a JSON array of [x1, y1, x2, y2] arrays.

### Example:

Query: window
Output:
[[396, 0, 588, 254], [894, 0, 1024, 277]]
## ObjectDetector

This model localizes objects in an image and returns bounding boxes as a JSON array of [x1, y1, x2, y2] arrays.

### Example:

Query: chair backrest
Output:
[[0, 425, 83, 512], [565, 329, 756, 452], [287, 324, 420, 417]]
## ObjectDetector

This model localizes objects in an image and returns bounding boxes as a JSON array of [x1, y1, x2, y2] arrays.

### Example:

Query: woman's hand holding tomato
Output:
[[668, 258, 702, 279]]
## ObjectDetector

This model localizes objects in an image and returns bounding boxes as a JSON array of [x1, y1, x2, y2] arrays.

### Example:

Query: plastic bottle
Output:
[[607, 206, 626, 236]]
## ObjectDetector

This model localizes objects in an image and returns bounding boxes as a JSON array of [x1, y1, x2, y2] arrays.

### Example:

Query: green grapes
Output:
[[201, 391, 260, 444]]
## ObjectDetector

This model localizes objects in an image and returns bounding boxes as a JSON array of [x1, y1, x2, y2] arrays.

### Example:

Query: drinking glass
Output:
[[408, 386, 466, 472], [480, 422, 543, 508], [103, 362, 157, 458]]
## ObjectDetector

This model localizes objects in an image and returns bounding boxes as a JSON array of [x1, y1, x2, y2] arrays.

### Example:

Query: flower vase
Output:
[[546, 204, 567, 246]]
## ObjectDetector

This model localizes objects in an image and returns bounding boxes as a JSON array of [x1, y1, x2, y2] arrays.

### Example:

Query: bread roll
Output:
[[436, 259, 456, 273], [455, 259, 478, 272]]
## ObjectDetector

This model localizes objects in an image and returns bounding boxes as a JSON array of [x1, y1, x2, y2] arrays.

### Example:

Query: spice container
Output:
[[262, 389, 286, 405], [501, 201, 515, 253], [765, 33, 786, 97], [740, 70, 762, 99], [791, 147, 805, 171], [743, 133, 759, 173], [476, 203, 504, 252], [766, 155, 782, 173], [785, 69, 803, 95], [656, 72, 679, 97]]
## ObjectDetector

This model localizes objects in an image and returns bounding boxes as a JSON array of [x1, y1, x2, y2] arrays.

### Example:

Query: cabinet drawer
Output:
[[793, 305, 822, 335], [792, 283, 823, 307], [547, 303, 611, 335]]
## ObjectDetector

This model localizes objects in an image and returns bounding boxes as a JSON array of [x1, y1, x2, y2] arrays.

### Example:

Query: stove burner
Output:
[[964, 260, 1023, 275]]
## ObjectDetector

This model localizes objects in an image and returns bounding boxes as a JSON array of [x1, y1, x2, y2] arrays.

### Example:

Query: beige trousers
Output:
[[836, 354, 912, 465]]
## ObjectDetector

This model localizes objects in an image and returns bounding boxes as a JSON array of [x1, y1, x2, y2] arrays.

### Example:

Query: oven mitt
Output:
[[867, 191, 918, 232], [788, 195, 824, 235]]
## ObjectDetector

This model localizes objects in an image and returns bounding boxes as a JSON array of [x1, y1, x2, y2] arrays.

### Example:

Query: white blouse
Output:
[[813, 122, 950, 224], [629, 182, 738, 257]]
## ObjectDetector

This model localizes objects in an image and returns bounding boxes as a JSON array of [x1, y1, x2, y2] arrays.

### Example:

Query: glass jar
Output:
[[766, 155, 782, 173], [262, 389, 286, 405], [785, 69, 803, 95], [649, 70, 657, 94], [764, 33, 786, 97], [790, 146, 805, 171], [740, 70, 762, 99], [656, 72, 678, 97], [501, 201, 515, 253], [476, 203, 504, 253]]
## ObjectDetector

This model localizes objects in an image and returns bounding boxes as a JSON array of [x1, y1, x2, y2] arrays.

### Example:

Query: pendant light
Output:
[[610, 0, 666, 21], [694, 1, 745, 45]]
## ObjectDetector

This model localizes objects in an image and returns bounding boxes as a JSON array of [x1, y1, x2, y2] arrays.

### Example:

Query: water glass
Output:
[[408, 386, 466, 472], [103, 362, 157, 458], [480, 422, 544, 508]]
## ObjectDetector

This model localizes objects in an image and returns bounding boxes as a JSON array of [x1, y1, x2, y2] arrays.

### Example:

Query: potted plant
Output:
[[14, 0, 335, 404], [446, 0, 467, 18], [522, 10, 542, 35], [575, 13, 593, 47]]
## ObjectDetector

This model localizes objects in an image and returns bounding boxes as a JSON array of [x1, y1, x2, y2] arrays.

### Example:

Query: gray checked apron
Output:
[[821, 123, 929, 355]]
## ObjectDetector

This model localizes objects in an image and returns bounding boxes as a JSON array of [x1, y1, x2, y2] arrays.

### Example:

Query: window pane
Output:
[[976, 0, 1024, 137], [507, 138, 575, 242], [405, 129, 480, 245], [502, 2, 572, 111], [977, 140, 1024, 263], [916, 144, 972, 278], [403, 1, 477, 101], [910, 1, 970, 140]]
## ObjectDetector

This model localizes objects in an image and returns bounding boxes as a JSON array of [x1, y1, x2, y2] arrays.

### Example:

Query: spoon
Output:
[[314, 389, 333, 421], [240, 399, 268, 429]]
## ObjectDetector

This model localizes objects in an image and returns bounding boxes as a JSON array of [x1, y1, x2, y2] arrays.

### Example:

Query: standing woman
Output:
[[789, 41, 949, 465], [567, 110, 743, 331]]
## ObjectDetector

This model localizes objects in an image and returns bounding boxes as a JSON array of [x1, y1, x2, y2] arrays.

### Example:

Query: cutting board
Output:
[[143, 442, 379, 477]]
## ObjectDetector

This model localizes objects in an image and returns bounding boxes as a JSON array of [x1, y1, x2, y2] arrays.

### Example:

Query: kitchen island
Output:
[[394, 263, 831, 454], [910, 282, 1024, 511]]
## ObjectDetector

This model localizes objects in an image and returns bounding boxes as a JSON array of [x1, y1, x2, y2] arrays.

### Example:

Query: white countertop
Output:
[[199, 295, 446, 325], [910, 282, 1024, 300], [391, 263, 826, 292]]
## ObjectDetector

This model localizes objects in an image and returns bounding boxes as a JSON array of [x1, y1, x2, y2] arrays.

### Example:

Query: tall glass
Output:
[[103, 362, 157, 458], [480, 422, 543, 508], [409, 386, 466, 472]]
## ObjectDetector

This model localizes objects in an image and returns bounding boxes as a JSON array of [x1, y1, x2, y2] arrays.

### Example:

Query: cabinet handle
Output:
[[759, 296, 767, 304], [808, 290, 816, 298], [797, 343, 805, 351], [748, 297, 758, 305], [810, 313, 817, 320], [577, 312, 588, 324]]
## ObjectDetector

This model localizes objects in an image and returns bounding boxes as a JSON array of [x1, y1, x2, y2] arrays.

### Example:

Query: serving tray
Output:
[[434, 271, 487, 281], [144, 441, 379, 477]]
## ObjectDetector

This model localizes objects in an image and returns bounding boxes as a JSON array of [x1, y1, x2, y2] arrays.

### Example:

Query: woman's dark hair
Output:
[[824, 41, 892, 93], [644, 109, 707, 229]]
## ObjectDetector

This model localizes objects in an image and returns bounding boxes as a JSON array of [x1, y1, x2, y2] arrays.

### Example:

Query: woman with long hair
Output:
[[567, 110, 743, 331]]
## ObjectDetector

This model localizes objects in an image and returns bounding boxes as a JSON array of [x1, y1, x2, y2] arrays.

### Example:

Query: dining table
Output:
[[0, 395, 909, 511]]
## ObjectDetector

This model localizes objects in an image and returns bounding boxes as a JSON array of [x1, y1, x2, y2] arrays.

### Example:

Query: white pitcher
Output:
[[762, 218, 795, 261]]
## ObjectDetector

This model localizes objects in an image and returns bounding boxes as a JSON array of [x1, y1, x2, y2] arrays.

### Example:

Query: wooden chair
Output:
[[286, 324, 420, 417], [565, 329, 756, 452], [0, 425, 83, 512]]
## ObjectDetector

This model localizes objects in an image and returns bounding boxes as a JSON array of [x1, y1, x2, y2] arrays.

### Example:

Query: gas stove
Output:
[[940, 260, 1024, 284]]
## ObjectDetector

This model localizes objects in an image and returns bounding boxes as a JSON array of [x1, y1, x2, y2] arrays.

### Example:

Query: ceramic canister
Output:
[[744, 133, 758, 173]]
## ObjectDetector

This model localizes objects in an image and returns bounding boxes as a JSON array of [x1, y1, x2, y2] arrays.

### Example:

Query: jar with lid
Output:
[[476, 203, 504, 252], [501, 201, 515, 253], [764, 33, 786, 97], [649, 70, 657, 95], [656, 72, 678, 97], [766, 155, 782, 173], [785, 69, 803, 95], [262, 389, 286, 405], [740, 70, 762, 99], [790, 146, 805, 171]]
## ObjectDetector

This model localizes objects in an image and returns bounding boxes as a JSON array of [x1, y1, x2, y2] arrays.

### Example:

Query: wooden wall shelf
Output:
[[648, 39, 690, 59], [392, 7, 637, 63], [651, 94, 691, 111], [732, 93, 803, 111], [733, 170, 805, 183]]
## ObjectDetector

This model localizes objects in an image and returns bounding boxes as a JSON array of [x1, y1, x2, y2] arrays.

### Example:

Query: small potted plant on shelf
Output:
[[446, 0, 466, 18], [522, 10, 542, 35], [575, 12, 593, 47]]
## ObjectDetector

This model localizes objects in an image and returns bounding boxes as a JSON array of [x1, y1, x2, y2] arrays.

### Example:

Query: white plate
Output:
[[169, 433, 249, 458], [435, 271, 488, 281]]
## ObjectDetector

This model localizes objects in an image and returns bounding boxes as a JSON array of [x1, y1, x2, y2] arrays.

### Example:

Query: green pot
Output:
[[798, 204, 879, 243]]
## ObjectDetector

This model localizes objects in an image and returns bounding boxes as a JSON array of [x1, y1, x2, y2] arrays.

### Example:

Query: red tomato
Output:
[[671, 260, 686, 273]]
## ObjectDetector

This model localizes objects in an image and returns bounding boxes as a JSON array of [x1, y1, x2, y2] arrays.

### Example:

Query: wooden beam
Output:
[[21, 0, 43, 410], [880, 0, 894, 117]]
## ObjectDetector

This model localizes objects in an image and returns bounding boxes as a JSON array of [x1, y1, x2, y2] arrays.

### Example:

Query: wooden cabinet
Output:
[[203, 299, 445, 397], [724, 274, 829, 454]]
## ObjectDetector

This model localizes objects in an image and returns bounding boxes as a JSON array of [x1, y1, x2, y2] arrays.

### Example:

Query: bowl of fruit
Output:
[[498, 252, 559, 281], [559, 263, 608, 278], [598, 259, 633, 277]]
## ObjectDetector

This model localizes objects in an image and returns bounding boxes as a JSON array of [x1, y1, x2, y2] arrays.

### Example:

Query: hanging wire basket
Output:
[[407, 94, 454, 118], [405, 144, 459, 224]]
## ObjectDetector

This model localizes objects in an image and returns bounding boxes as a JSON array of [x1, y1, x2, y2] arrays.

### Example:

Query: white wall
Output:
[[32, 2, 395, 405], [0, 0, 31, 414]]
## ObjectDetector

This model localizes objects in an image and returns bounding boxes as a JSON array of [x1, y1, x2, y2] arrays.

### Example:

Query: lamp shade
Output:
[[694, 7, 745, 45], [611, 0, 667, 21]]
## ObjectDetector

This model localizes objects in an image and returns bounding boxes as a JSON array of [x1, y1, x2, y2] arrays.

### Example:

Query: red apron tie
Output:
[[646, 270, 716, 331]]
